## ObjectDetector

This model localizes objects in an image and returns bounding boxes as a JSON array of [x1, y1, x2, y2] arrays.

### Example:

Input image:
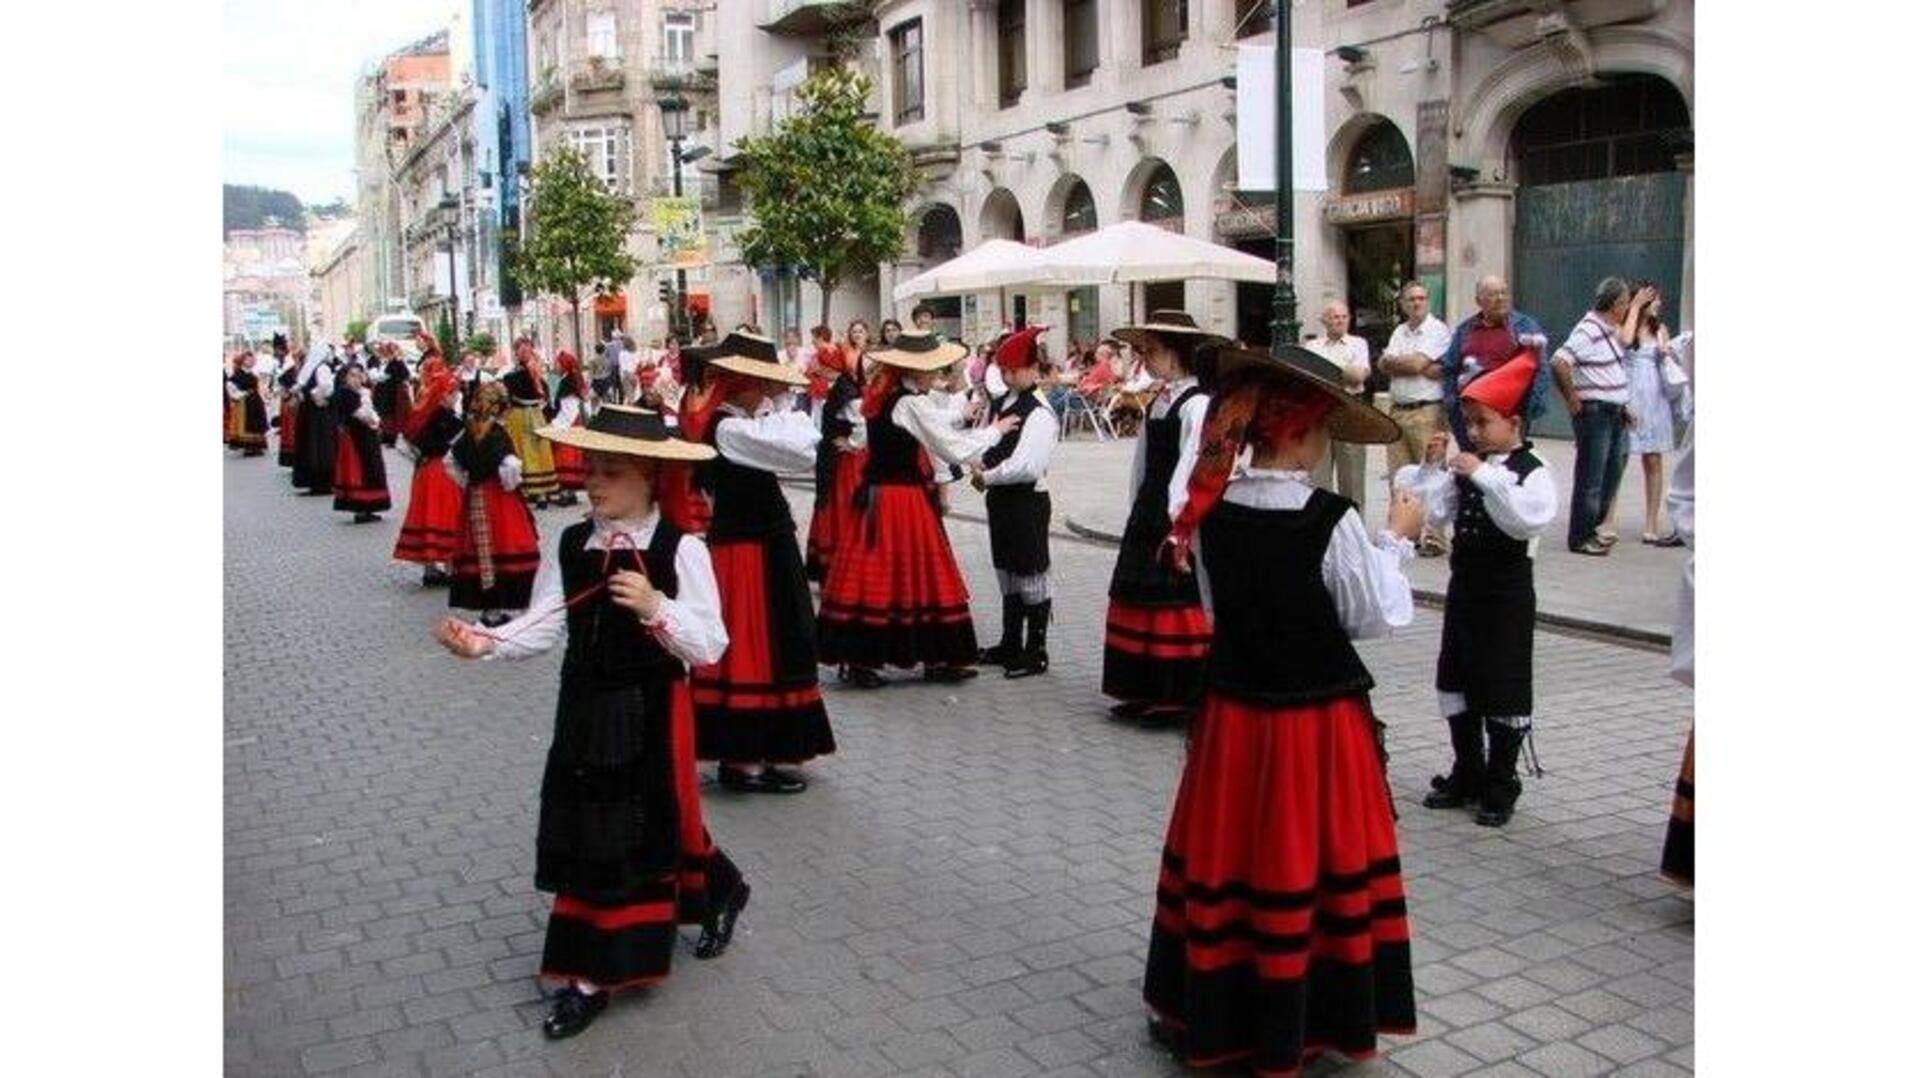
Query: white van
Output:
[[369, 312, 427, 360]]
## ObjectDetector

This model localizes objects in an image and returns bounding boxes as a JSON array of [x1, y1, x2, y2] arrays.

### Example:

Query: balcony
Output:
[[530, 71, 565, 115], [570, 55, 626, 94], [650, 54, 718, 92], [759, 0, 873, 37]]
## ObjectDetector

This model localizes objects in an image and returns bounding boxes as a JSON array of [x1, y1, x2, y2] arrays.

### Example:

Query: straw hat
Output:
[[870, 329, 969, 371], [704, 331, 810, 387], [538, 404, 717, 461], [1212, 343, 1404, 445], [1111, 310, 1230, 351]]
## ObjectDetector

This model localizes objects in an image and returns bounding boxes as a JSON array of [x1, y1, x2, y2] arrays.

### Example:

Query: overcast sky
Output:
[[224, 0, 456, 206]]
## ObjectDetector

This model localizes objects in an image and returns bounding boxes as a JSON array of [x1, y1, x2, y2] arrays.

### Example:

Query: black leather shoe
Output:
[[839, 666, 886, 690], [541, 987, 608, 1040], [420, 566, 452, 588], [718, 766, 807, 794], [352, 511, 380, 523], [695, 880, 751, 959], [1135, 705, 1193, 728], [1004, 650, 1049, 679], [1108, 700, 1154, 721], [923, 665, 978, 683], [977, 642, 1020, 667]]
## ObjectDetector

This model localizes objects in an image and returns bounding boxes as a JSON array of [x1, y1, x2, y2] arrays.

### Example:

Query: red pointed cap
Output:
[[1461, 348, 1538, 417], [993, 325, 1048, 370]]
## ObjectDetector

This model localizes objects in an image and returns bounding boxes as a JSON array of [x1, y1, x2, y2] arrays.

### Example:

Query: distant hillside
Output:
[[224, 185, 306, 236]]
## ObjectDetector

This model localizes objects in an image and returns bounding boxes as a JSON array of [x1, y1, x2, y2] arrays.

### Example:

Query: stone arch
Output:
[[1042, 173, 1098, 239], [1117, 156, 1181, 225], [980, 187, 1026, 241], [1455, 25, 1694, 182], [914, 202, 963, 265]]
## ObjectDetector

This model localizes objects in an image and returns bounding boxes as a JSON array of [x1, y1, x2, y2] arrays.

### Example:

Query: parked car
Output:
[[369, 312, 427, 361]]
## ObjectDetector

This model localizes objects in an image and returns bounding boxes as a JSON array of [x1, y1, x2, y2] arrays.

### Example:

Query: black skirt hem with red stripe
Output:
[[815, 484, 979, 668], [332, 424, 392, 513], [1102, 598, 1211, 704], [393, 457, 464, 564], [691, 691, 836, 763], [692, 535, 837, 763], [1661, 730, 1694, 886]]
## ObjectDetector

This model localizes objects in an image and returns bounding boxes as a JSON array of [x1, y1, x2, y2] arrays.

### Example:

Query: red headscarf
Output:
[[679, 370, 758, 443], [862, 364, 904, 420], [554, 350, 587, 399]]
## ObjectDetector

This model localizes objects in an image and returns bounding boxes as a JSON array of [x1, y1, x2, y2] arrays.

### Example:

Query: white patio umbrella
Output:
[[890, 238, 1066, 301], [1042, 219, 1275, 285]]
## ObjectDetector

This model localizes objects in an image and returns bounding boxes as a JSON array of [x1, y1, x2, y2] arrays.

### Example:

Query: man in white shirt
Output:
[[1551, 276, 1635, 555], [1379, 282, 1453, 553], [1306, 301, 1372, 510]]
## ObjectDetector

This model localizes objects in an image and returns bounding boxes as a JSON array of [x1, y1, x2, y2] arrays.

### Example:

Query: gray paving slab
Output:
[[224, 445, 1692, 1076]]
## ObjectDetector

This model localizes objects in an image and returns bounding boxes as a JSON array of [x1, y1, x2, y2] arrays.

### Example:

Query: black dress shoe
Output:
[[353, 511, 380, 523], [1003, 650, 1049, 679], [923, 665, 978, 683], [1135, 705, 1193, 729], [541, 987, 609, 1040], [839, 666, 886, 690], [977, 642, 1019, 667], [1108, 700, 1154, 721], [695, 881, 751, 959], [758, 766, 808, 793], [420, 566, 452, 587]]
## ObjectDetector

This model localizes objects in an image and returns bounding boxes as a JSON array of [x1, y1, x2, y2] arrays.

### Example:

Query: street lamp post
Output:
[[1270, 4, 1299, 349], [659, 95, 692, 342], [438, 194, 461, 352]]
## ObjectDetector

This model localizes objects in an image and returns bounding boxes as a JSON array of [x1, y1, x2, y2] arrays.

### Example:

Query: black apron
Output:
[[1107, 385, 1205, 606]]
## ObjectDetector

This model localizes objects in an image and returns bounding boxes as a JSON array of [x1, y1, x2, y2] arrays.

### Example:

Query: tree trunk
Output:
[[571, 292, 585, 362], [817, 275, 835, 336]]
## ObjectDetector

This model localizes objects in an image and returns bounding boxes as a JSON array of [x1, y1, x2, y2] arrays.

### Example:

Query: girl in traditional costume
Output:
[[815, 331, 1019, 689], [370, 341, 414, 447], [434, 405, 749, 1039], [1101, 311, 1226, 725], [447, 382, 541, 627], [225, 351, 270, 456], [292, 343, 342, 495], [679, 332, 835, 794], [1145, 341, 1421, 1076], [330, 363, 393, 522], [502, 339, 560, 508], [548, 350, 590, 505], [393, 359, 465, 586], [804, 329, 866, 582]]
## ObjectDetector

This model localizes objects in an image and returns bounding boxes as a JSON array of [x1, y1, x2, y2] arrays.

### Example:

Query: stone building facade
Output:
[[712, 0, 1692, 381]]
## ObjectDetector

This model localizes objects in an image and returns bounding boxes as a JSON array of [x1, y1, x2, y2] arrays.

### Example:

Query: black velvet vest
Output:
[[557, 519, 683, 690], [699, 416, 796, 540], [1451, 444, 1543, 568], [981, 389, 1042, 474], [862, 388, 927, 487]]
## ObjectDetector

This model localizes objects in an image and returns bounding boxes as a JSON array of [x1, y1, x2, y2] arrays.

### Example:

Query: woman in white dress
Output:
[[1604, 282, 1684, 545]]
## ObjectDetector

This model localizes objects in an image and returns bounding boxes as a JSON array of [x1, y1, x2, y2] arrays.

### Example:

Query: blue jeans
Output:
[[1568, 400, 1630, 549]]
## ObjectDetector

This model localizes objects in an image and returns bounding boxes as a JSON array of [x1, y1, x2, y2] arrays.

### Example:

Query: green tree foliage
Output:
[[465, 331, 498, 360], [514, 146, 639, 358], [735, 68, 917, 327], [224, 185, 307, 236], [436, 313, 457, 358], [344, 319, 369, 345]]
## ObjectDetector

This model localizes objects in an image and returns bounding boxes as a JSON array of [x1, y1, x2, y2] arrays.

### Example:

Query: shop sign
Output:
[[1324, 188, 1415, 226], [1214, 202, 1278, 239]]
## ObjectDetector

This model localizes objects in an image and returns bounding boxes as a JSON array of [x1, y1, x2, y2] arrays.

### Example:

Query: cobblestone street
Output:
[[224, 447, 1694, 1078]]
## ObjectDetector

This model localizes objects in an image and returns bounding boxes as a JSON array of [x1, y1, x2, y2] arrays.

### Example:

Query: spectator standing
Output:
[[1551, 277, 1635, 555], [1305, 302, 1373, 510], [879, 318, 903, 347], [1441, 275, 1552, 447], [1607, 282, 1684, 545], [1379, 282, 1453, 554]]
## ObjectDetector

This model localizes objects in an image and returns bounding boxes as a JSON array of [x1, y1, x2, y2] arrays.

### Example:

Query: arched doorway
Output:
[[1135, 161, 1185, 312], [1332, 119, 1415, 365], [913, 203, 964, 332], [1510, 73, 1691, 436], [1050, 176, 1100, 345], [981, 188, 1026, 241]]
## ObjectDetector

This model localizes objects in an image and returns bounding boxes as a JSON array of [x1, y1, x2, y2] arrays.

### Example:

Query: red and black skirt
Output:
[[392, 456, 463, 564], [692, 534, 836, 764], [816, 483, 978, 669], [1103, 600, 1211, 706], [805, 447, 867, 581], [1661, 729, 1693, 886], [276, 396, 299, 466], [449, 481, 540, 611], [1145, 692, 1416, 1076], [539, 677, 743, 990], [332, 421, 392, 514], [553, 437, 586, 490]]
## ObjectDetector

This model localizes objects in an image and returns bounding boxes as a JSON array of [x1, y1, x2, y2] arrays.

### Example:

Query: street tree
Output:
[[735, 67, 917, 328], [515, 145, 638, 358]]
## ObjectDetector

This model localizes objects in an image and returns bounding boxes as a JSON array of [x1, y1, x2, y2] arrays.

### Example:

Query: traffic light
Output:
[[657, 280, 672, 304]]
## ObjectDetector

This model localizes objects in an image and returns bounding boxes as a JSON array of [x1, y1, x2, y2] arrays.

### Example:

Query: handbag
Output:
[[1660, 351, 1689, 401]]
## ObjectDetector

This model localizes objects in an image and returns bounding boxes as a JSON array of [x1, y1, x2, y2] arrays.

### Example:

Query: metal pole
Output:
[[445, 221, 461, 352], [1270, 3, 1299, 349], [672, 138, 689, 340]]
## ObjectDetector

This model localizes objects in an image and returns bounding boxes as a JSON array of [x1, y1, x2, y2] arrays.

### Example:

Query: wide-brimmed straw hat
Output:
[[1213, 343, 1404, 445], [1111, 310, 1230, 351], [870, 329, 969, 371], [705, 331, 809, 387], [538, 404, 717, 461]]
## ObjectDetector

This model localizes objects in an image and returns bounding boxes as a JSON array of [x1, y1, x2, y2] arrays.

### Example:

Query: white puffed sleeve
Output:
[[482, 560, 567, 661], [498, 454, 524, 492], [1320, 508, 1416, 639], [981, 403, 1058, 487], [648, 534, 731, 667], [713, 411, 819, 474], [896, 393, 1001, 466], [552, 394, 583, 428], [1394, 462, 1457, 528], [309, 368, 336, 405], [1165, 391, 1210, 523], [225, 380, 244, 401], [1470, 461, 1558, 540], [354, 392, 381, 429]]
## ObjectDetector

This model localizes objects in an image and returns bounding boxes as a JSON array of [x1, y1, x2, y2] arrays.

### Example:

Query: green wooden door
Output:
[[1512, 172, 1686, 438]]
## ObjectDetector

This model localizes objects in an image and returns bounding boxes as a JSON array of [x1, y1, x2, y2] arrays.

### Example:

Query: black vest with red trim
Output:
[[862, 387, 928, 487], [1197, 489, 1375, 706], [699, 415, 796, 540], [557, 519, 683, 690]]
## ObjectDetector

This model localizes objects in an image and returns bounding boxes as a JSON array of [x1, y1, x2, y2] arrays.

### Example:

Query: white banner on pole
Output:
[[1235, 46, 1327, 193]]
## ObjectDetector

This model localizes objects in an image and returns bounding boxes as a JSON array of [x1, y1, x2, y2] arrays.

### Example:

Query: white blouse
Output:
[[1128, 376, 1209, 524], [894, 391, 1002, 467], [483, 511, 730, 668], [441, 433, 524, 492], [1194, 468, 1416, 639], [712, 406, 819, 475], [980, 396, 1058, 490], [1392, 452, 1558, 544], [551, 394, 584, 429]]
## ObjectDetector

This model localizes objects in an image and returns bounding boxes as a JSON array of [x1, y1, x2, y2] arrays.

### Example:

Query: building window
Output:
[[1061, 179, 1097, 235], [1235, 0, 1273, 39], [1139, 163, 1183, 226], [890, 19, 925, 125], [571, 125, 631, 193], [586, 11, 619, 60], [1511, 74, 1692, 186], [1141, 0, 1187, 66], [1344, 122, 1415, 194], [998, 2, 1027, 109], [1063, 0, 1098, 88], [917, 204, 963, 264], [664, 12, 695, 63]]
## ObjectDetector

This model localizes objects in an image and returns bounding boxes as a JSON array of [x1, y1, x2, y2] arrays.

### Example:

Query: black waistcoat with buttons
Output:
[[558, 519, 683, 691], [1450, 444, 1542, 571]]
